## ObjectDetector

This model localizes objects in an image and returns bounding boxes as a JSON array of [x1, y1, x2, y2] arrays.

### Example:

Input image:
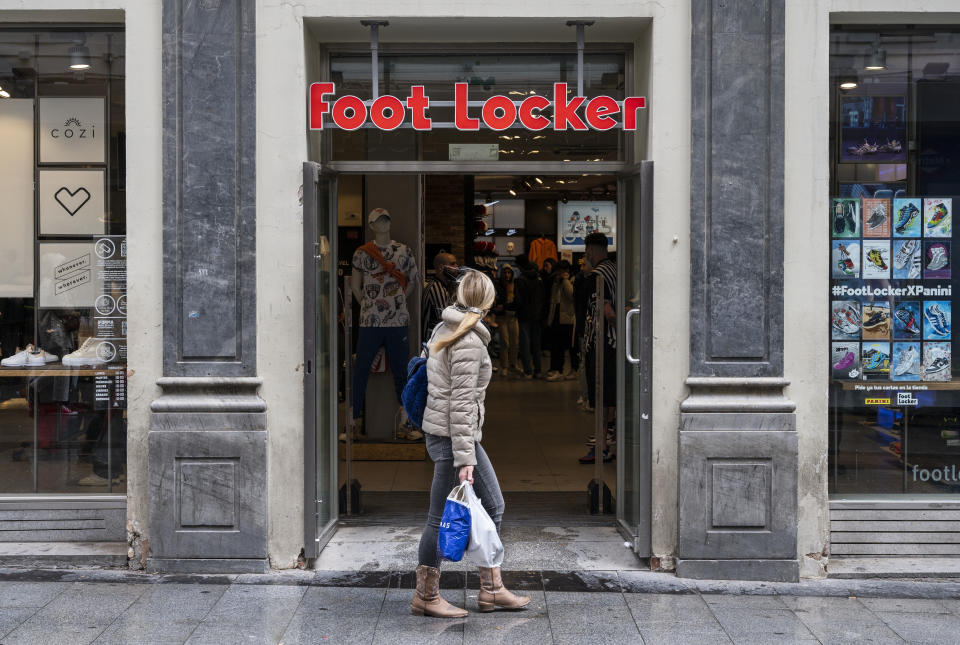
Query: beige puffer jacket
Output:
[[420, 307, 492, 467]]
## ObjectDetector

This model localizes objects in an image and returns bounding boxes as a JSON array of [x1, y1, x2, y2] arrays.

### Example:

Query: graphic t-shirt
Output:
[[352, 241, 419, 327], [584, 258, 618, 351]]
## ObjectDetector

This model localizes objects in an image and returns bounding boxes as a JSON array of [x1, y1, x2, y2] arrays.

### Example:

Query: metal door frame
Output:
[[615, 160, 653, 557], [303, 160, 655, 557], [303, 161, 340, 558]]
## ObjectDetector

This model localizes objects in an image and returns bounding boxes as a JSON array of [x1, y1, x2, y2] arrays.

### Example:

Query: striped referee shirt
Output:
[[584, 258, 617, 351], [422, 279, 453, 341]]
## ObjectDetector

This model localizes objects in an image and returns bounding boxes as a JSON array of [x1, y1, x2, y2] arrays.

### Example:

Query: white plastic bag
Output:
[[464, 483, 504, 567]]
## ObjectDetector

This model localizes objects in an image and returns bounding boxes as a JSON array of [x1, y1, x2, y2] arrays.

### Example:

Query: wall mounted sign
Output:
[[39, 241, 97, 308], [310, 83, 646, 131], [38, 97, 105, 163], [92, 234, 127, 372], [38, 169, 105, 235], [558, 200, 617, 252]]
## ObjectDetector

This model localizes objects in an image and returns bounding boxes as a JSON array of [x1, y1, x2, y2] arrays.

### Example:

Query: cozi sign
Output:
[[309, 83, 646, 131], [50, 116, 96, 140]]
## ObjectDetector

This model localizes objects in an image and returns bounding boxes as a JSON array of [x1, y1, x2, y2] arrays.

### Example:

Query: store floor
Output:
[[347, 371, 616, 493]]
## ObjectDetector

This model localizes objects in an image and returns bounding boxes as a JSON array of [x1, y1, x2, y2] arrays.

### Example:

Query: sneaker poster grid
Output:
[[831, 196, 953, 387]]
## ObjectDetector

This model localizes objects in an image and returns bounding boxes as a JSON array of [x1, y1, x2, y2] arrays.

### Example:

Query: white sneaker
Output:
[[895, 239, 918, 268], [545, 372, 564, 382], [928, 245, 949, 271], [1, 345, 58, 367], [62, 338, 112, 367]]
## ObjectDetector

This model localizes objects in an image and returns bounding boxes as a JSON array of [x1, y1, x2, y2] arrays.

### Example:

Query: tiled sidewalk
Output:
[[3, 570, 960, 644]]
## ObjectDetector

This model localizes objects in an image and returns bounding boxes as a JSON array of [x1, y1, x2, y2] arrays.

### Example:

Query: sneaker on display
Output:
[[62, 338, 108, 367], [1, 345, 58, 367]]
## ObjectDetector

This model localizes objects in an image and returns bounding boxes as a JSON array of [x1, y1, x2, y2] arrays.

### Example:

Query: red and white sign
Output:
[[309, 82, 646, 131]]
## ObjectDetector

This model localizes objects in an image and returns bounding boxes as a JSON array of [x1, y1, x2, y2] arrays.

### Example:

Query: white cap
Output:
[[368, 207, 391, 224]]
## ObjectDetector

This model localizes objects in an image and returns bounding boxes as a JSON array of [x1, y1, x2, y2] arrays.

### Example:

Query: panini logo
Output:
[[865, 397, 891, 405]]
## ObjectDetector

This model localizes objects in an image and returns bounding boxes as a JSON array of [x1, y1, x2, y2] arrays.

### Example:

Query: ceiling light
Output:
[[508, 188, 517, 196], [68, 44, 91, 70], [865, 43, 886, 71], [838, 72, 858, 90], [534, 177, 543, 185]]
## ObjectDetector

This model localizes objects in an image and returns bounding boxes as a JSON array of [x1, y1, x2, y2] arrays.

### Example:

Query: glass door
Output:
[[303, 162, 339, 557], [617, 161, 653, 556]]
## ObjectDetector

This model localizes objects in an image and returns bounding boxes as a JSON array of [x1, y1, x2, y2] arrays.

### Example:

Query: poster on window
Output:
[[0, 99, 35, 297], [39, 169, 105, 236], [38, 242, 97, 308], [840, 96, 906, 162], [557, 201, 616, 252], [38, 97, 105, 163]]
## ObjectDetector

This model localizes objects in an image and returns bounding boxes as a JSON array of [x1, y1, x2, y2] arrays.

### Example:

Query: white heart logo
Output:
[[54, 186, 91, 216]]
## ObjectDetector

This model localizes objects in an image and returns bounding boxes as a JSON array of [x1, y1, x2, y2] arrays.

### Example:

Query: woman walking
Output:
[[412, 270, 531, 617]]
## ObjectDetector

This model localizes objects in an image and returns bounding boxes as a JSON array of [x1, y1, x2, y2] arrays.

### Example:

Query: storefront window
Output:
[[328, 51, 627, 162], [0, 28, 127, 494], [829, 26, 960, 494]]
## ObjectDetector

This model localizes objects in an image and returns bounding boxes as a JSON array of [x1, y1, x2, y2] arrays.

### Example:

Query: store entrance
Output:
[[303, 163, 652, 558]]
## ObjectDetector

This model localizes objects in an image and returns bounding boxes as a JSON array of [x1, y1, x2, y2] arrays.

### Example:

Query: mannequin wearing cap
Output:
[[350, 208, 419, 422]]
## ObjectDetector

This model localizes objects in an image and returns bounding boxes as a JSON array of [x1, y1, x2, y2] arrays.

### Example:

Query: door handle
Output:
[[625, 308, 641, 365]]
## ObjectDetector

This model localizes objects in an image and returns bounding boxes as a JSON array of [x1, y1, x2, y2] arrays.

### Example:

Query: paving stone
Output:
[[875, 610, 960, 645], [372, 588, 466, 644], [708, 606, 818, 642], [0, 581, 69, 608], [280, 586, 386, 644], [0, 608, 37, 640], [702, 594, 788, 610], [92, 584, 228, 645], [2, 582, 149, 645], [542, 570, 620, 592], [545, 591, 642, 644], [463, 590, 552, 645], [624, 593, 719, 625], [779, 596, 906, 645], [184, 584, 307, 644], [859, 598, 952, 614]]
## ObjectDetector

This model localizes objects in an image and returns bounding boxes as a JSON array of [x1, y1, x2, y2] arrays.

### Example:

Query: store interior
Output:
[[335, 173, 618, 517]]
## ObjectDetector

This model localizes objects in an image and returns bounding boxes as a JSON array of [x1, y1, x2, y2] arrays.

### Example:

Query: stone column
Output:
[[678, 0, 798, 582], [148, 0, 266, 573]]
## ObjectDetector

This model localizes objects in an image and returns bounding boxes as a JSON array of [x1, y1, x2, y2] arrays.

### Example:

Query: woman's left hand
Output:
[[459, 465, 474, 484]]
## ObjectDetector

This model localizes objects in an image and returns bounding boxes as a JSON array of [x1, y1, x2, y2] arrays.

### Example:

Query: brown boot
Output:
[[477, 566, 531, 612], [410, 565, 468, 618]]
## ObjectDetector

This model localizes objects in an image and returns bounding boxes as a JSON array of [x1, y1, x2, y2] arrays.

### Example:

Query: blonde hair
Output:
[[431, 270, 496, 353]]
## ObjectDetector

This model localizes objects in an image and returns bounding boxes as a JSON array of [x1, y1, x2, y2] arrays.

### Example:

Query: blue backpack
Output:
[[401, 343, 430, 429]]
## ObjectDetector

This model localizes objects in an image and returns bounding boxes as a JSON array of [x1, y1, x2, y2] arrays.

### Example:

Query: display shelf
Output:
[[0, 365, 122, 377]]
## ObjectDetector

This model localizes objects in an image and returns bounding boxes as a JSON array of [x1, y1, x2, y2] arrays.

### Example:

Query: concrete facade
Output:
[[0, 0, 958, 578]]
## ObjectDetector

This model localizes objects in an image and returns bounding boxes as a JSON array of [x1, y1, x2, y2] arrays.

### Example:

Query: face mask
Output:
[[442, 265, 460, 281]]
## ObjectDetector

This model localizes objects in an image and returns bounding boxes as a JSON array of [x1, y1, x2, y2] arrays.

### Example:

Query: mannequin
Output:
[[350, 208, 419, 421]]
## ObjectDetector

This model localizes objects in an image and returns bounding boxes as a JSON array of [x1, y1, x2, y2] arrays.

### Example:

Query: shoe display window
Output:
[[829, 26, 960, 494], [0, 27, 127, 494]]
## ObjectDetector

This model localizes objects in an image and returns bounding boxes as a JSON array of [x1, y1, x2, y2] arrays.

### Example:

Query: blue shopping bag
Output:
[[437, 482, 471, 562]]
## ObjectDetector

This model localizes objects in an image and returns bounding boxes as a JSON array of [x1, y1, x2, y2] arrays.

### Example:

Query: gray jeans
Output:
[[418, 434, 505, 568]]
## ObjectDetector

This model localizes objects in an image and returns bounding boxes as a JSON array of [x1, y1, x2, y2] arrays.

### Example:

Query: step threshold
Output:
[[0, 542, 128, 569], [829, 557, 960, 579]]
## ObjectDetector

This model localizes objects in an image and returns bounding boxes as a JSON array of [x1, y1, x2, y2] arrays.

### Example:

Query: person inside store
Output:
[[422, 251, 459, 343], [579, 232, 618, 464], [515, 254, 544, 379], [412, 269, 530, 618], [494, 264, 520, 377], [539, 257, 557, 360], [546, 260, 577, 381]]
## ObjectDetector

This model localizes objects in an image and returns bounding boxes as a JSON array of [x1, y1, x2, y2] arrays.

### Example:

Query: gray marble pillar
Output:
[[678, 0, 798, 582], [148, 0, 266, 573]]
